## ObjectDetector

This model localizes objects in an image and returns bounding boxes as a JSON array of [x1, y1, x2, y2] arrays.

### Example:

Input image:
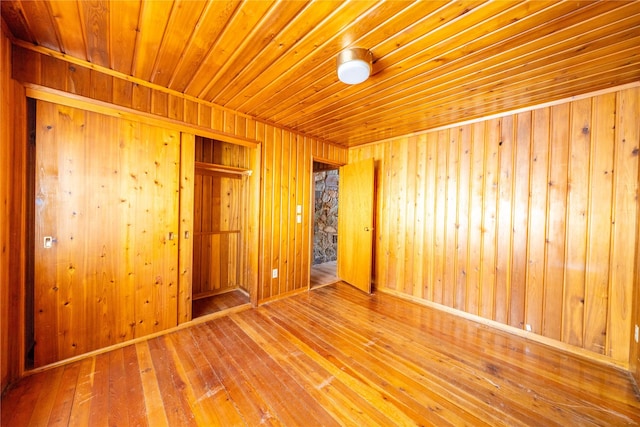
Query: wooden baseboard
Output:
[[376, 286, 630, 371], [258, 286, 309, 305], [22, 303, 252, 377]]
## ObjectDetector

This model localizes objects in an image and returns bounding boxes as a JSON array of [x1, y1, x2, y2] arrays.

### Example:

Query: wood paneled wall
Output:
[[259, 127, 347, 302], [3, 41, 346, 382], [10, 43, 347, 302], [33, 101, 183, 367], [350, 87, 640, 364], [1, 23, 27, 392], [1, 21, 13, 392], [633, 141, 640, 381]]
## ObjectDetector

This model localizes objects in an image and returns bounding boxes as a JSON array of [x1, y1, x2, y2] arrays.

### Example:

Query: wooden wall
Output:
[[1, 23, 27, 392], [32, 100, 185, 367], [1, 20, 12, 392], [633, 149, 640, 381], [3, 40, 346, 383], [259, 126, 347, 302], [10, 44, 346, 298], [350, 86, 640, 364]]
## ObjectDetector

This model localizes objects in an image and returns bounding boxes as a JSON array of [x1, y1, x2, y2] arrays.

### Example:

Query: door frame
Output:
[[21, 88, 262, 371], [308, 157, 345, 290]]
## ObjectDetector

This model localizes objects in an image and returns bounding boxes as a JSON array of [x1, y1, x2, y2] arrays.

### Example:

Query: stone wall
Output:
[[313, 170, 339, 265]]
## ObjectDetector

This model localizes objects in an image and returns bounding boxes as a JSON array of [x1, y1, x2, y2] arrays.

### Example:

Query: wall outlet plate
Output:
[[635, 325, 639, 343], [272, 268, 278, 279]]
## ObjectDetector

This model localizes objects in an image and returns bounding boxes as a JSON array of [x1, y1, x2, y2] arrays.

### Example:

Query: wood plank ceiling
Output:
[[2, 0, 640, 147]]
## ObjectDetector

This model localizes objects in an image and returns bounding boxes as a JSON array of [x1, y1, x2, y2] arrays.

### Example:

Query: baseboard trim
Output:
[[22, 303, 252, 377], [376, 287, 629, 371]]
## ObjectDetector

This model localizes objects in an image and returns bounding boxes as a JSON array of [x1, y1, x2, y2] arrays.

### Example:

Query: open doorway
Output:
[[310, 161, 339, 288], [191, 136, 251, 318]]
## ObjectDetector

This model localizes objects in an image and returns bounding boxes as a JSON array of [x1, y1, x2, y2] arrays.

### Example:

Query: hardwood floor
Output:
[[3, 282, 639, 426], [310, 260, 337, 288], [192, 289, 251, 318]]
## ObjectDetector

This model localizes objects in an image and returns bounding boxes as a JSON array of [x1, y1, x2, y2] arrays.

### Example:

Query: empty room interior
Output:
[[2, 1, 640, 425]]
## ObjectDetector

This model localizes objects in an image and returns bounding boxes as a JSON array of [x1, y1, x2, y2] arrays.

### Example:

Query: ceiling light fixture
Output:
[[337, 48, 372, 85]]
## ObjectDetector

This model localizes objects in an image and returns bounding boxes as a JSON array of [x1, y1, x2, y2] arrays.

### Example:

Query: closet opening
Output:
[[191, 136, 251, 318]]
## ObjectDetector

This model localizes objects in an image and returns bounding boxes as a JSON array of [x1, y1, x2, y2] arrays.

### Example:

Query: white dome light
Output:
[[337, 48, 372, 85]]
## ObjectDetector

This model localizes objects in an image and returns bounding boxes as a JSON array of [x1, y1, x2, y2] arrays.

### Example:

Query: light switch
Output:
[[43, 236, 56, 248]]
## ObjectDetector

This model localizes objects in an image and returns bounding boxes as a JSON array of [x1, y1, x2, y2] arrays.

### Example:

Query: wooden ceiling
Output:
[[2, 1, 640, 147]]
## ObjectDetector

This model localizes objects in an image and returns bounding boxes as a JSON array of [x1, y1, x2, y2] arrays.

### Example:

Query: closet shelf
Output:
[[195, 162, 252, 176]]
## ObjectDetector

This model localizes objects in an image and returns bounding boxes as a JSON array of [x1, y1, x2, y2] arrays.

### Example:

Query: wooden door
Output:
[[34, 101, 180, 367], [337, 158, 375, 293]]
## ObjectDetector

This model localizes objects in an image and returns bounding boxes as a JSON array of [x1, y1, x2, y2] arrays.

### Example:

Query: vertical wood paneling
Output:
[[495, 116, 515, 324], [12, 46, 41, 85], [424, 134, 437, 301], [526, 108, 550, 333], [563, 98, 591, 348], [293, 136, 303, 292], [444, 130, 458, 308], [151, 91, 168, 117], [413, 136, 427, 299], [287, 134, 297, 294], [34, 102, 180, 366], [544, 104, 570, 340], [11, 33, 347, 306], [455, 128, 471, 311], [433, 131, 448, 305], [112, 79, 133, 108], [67, 64, 90, 98], [510, 112, 532, 328], [0, 26, 28, 391], [299, 136, 310, 294], [178, 133, 195, 324], [248, 132, 262, 307], [350, 87, 639, 363], [584, 94, 615, 355], [467, 123, 485, 315], [261, 127, 274, 300], [259, 130, 345, 301], [1, 26, 11, 390], [481, 119, 500, 320], [89, 70, 113, 103], [40, 55, 67, 92], [271, 128, 282, 297], [379, 141, 392, 292], [3, 41, 346, 379], [85, 109, 119, 350], [634, 145, 640, 380], [609, 88, 639, 360], [403, 137, 415, 296], [131, 83, 151, 113], [281, 132, 292, 293], [387, 139, 406, 290]]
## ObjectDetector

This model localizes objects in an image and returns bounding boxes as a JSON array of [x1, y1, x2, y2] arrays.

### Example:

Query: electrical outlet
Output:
[[525, 324, 532, 332], [272, 268, 278, 279], [635, 325, 639, 343]]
